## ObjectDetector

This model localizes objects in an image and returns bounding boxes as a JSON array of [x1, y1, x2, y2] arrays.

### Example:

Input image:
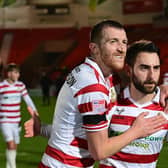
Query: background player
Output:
[[0, 63, 38, 168]]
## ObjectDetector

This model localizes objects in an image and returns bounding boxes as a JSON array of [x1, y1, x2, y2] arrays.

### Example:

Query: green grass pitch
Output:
[[0, 96, 168, 168]]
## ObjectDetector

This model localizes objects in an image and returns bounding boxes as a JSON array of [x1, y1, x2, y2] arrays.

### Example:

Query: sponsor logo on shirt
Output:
[[3, 95, 20, 100], [144, 136, 164, 141], [66, 73, 77, 87], [129, 141, 149, 149]]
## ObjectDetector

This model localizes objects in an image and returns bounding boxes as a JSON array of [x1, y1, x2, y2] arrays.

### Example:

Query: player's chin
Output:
[[144, 86, 156, 93], [112, 64, 124, 72]]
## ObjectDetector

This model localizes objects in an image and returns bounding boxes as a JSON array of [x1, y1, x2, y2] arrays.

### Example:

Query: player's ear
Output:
[[125, 64, 131, 77], [89, 42, 99, 54]]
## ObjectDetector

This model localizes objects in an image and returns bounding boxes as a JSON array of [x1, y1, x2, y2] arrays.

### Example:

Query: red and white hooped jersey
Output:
[[40, 57, 121, 168], [0, 80, 36, 123], [100, 87, 168, 168]]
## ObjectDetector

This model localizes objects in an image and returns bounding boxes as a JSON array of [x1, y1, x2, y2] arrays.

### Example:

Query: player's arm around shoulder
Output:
[[86, 112, 168, 161], [86, 126, 140, 161]]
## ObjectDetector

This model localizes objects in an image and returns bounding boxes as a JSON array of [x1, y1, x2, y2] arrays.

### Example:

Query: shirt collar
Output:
[[123, 86, 160, 104], [85, 57, 112, 81], [4, 79, 17, 86]]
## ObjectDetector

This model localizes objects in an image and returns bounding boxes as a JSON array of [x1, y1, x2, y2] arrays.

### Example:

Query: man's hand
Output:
[[24, 106, 41, 137], [131, 112, 167, 138], [160, 84, 168, 112]]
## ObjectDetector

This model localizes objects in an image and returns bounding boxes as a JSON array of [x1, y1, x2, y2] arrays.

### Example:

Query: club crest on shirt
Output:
[[109, 87, 117, 103], [116, 108, 125, 115]]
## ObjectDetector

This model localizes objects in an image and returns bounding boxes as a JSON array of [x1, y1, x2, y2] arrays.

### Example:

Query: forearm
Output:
[[103, 128, 139, 158], [87, 127, 139, 161]]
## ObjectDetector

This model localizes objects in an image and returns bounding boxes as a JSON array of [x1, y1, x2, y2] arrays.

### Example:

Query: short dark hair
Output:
[[6, 63, 20, 72], [90, 20, 125, 44], [126, 40, 160, 67]]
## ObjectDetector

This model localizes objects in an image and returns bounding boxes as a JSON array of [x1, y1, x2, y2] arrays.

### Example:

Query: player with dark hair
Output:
[[100, 40, 168, 168], [0, 63, 38, 168]]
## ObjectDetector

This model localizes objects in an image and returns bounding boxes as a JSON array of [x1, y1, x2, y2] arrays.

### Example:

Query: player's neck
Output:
[[94, 58, 112, 77], [129, 84, 156, 104], [7, 78, 16, 84]]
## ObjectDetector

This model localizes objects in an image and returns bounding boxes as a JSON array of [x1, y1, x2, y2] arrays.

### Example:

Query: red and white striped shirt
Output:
[[0, 80, 36, 123], [39, 57, 121, 168], [100, 87, 168, 168]]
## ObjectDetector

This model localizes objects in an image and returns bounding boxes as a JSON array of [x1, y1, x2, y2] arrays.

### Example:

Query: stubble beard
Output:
[[132, 72, 158, 94]]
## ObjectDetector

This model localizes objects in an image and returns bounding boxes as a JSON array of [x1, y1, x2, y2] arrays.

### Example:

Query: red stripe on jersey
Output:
[[1, 103, 20, 106], [142, 103, 164, 111], [45, 145, 95, 167], [111, 114, 135, 126], [22, 92, 28, 96], [70, 137, 88, 150], [110, 151, 159, 163], [78, 102, 92, 113], [162, 123, 168, 129], [74, 84, 109, 97], [111, 114, 168, 129], [1, 90, 19, 94], [0, 109, 20, 113], [0, 121, 20, 123], [78, 100, 107, 114], [15, 84, 24, 87], [0, 85, 10, 89], [84, 62, 100, 82], [38, 162, 50, 168], [117, 98, 164, 112], [0, 115, 21, 118]]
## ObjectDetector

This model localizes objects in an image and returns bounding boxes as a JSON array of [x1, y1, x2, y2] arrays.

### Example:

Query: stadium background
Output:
[[0, 0, 168, 167]]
